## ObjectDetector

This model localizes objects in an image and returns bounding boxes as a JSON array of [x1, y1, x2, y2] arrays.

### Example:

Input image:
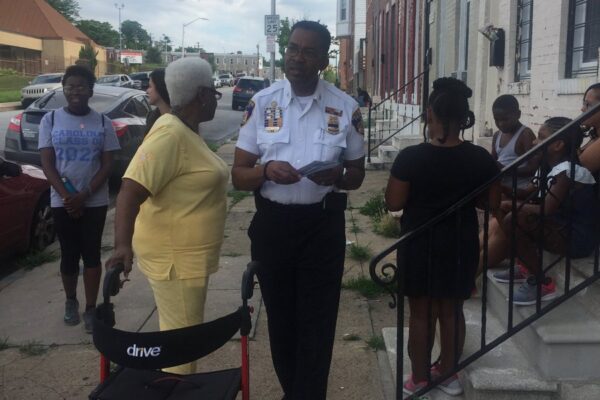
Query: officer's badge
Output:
[[241, 100, 255, 127], [327, 115, 340, 134], [325, 106, 343, 117], [351, 108, 365, 135], [264, 101, 283, 133]]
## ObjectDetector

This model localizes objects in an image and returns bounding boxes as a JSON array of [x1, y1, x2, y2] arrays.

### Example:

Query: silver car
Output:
[[96, 74, 136, 89], [20, 73, 64, 108]]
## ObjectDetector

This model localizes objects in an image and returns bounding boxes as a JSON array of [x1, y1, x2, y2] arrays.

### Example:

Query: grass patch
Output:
[[366, 335, 386, 351], [207, 142, 220, 152], [0, 74, 29, 103], [342, 276, 388, 298], [15, 250, 59, 270], [227, 190, 252, 209], [359, 192, 386, 222], [347, 243, 372, 262], [19, 341, 47, 356], [0, 337, 10, 351], [222, 251, 242, 257], [349, 224, 362, 234], [373, 213, 401, 238]]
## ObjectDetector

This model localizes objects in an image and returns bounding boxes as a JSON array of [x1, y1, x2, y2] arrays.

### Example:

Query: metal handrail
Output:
[[367, 69, 429, 163], [370, 101, 600, 399]]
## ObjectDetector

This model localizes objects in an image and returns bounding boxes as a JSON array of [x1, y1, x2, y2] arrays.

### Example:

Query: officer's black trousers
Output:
[[249, 198, 345, 400]]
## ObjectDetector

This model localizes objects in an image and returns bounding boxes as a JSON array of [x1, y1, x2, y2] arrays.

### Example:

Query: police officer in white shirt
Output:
[[232, 20, 365, 400]]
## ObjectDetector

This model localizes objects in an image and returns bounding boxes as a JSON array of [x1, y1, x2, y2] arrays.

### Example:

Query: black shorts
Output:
[[52, 206, 108, 275]]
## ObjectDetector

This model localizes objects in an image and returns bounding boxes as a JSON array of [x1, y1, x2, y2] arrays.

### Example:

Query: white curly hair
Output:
[[165, 57, 213, 108]]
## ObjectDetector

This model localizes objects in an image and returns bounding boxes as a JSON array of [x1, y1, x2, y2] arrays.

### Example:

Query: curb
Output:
[[0, 102, 22, 112]]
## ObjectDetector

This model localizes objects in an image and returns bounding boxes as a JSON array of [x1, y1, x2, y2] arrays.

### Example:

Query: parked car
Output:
[[129, 71, 152, 90], [233, 73, 247, 86], [219, 73, 234, 87], [213, 76, 222, 88], [20, 73, 64, 108], [96, 74, 136, 89], [232, 77, 270, 110], [0, 157, 55, 258], [4, 85, 151, 181]]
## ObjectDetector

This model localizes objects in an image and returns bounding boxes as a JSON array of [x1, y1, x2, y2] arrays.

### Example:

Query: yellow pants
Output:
[[147, 271, 209, 374]]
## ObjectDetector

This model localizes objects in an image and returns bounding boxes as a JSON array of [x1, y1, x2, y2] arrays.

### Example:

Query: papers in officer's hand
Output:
[[297, 161, 341, 176]]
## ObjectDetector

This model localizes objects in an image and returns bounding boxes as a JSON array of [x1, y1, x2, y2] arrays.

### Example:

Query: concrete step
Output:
[[378, 145, 398, 163], [461, 300, 558, 400], [485, 269, 600, 380], [365, 155, 392, 170], [382, 327, 466, 400], [392, 135, 424, 151]]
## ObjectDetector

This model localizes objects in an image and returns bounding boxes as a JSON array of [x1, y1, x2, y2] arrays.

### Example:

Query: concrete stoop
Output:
[[485, 267, 600, 381], [380, 291, 600, 400]]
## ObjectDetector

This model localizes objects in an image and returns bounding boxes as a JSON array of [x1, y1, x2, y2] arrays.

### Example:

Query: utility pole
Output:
[[257, 43, 260, 76], [115, 3, 124, 56], [162, 34, 168, 64], [270, 0, 275, 82]]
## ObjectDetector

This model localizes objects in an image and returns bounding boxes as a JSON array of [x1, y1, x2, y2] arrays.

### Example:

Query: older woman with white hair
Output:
[[106, 58, 228, 374]]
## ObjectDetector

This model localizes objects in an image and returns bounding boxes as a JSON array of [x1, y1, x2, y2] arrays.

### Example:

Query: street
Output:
[[0, 86, 242, 159]]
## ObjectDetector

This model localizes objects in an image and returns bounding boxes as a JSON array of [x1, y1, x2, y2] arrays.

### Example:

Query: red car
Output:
[[0, 157, 55, 258]]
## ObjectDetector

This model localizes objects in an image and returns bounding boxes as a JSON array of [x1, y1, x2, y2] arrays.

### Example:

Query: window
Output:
[[216, 58, 220, 64], [245, 59, 248, 65], [515, 0, 533, 80], [567, 0, 600, 77], [340, 0, 347, 21]]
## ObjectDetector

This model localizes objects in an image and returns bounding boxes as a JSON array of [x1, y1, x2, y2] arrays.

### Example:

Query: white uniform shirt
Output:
[[237, 79, 365, 204]]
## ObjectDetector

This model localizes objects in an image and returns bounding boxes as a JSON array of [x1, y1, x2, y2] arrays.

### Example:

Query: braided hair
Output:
[[544, 117, 585, 160], [424, 77, 475, 143]]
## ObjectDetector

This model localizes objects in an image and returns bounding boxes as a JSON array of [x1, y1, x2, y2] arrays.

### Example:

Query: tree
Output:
[[145, 47, 162, 64], [277, 17, 292, 64], [78, 43, 98, 73], [76, 20, 119, 47], [121, 20, 152, 50], [47, 0, 80, 22], [323, 68, 336, 84]]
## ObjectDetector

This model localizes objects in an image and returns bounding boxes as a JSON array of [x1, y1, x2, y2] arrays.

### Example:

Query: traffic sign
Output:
[[265, 14, 280, 36]]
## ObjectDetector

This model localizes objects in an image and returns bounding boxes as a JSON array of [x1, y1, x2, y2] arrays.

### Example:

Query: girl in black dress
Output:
[[385, 77, 501, 396]]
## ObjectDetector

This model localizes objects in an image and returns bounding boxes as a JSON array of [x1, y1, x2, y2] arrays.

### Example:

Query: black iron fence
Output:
[[367, 69, 428, 163], [369, 102, 600, 399]]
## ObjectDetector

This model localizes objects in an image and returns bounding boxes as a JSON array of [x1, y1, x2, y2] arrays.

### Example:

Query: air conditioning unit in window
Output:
[[450, 70, 468, 82]]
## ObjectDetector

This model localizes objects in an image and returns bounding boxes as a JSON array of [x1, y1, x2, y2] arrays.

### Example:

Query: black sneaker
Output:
[[83, 309, 94, 334], [64, 299, 80, 326]]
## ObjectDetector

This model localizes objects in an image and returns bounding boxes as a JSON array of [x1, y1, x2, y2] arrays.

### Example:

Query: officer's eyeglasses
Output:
[[285, 45, 321, 60], [200, 87, 222, 100]]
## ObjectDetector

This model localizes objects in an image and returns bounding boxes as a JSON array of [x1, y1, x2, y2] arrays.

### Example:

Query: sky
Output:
[[77, 0, 337, 57]]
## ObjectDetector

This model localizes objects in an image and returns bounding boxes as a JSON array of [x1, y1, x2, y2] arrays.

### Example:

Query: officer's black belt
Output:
[[254, 191, 325, 213]]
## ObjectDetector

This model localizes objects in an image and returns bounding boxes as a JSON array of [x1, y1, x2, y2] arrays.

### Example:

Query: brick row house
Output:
[[340, 0, 600, 162]]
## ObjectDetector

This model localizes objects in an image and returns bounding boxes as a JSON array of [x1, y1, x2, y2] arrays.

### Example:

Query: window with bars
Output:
[[515, 0, 533, 80], [340, 0, 347, 21], [566, 0, 600, 78]]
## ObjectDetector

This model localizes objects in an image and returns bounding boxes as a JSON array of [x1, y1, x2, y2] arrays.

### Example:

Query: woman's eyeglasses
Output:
[[200, 87, 222, 100]]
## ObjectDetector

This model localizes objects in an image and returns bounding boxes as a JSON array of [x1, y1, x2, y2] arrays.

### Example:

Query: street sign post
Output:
[[265, 14, 280, 36]]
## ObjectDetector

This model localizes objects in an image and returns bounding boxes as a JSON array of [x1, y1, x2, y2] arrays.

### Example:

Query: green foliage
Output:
[[76, 20, 119, 47], [19, 341, 47, 356], [366, 335, 386, 351], [145, 46, 162, 64], [47, 0, 80, 22], [15, 250, 60, 271], [121, 20, 152, 50], [207, 54, 216, 72], [359, 192, 386, 222], [322, 69, 336, 84], [78, 44, 98, 74], [277, 17, 292, 66], [0, 74, 29, 102], [373, 214, 402, 238], [227, 190, 252, 209], [347, 243, 372, 262], [342, 276, 387, 298]]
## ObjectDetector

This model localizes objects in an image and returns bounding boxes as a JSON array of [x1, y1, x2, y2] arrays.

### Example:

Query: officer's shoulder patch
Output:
[[241, 100, 255, 127], [351, 108, 364, 135]]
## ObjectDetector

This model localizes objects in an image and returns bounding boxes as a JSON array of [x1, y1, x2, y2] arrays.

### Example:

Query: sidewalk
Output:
[[0, 141, 398, 400]]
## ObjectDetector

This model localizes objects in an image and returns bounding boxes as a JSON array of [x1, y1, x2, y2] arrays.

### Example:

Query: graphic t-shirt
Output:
[[38, 107, 120, 207]]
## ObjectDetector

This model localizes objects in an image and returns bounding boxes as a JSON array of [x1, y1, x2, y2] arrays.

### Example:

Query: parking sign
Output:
[[265, 14, 280, 36]]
